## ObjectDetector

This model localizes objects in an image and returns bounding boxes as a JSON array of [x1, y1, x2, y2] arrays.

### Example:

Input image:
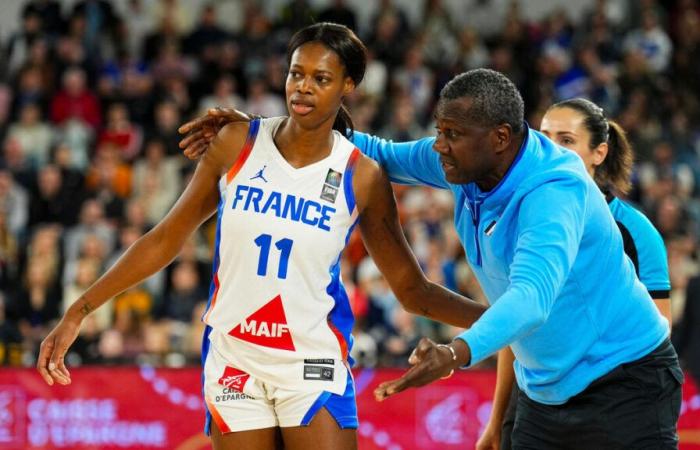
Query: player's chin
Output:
[[288, 110, 326, 130]]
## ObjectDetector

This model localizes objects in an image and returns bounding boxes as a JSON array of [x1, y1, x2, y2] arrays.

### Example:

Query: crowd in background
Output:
[[0, 0, 699, 377]]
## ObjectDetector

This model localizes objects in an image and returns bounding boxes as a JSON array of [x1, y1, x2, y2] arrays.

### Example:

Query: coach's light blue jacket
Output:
[[351, 126, 669, 405]]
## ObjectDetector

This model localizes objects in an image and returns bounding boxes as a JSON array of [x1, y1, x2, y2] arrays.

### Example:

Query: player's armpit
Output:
[[353, 156, 486, 328]]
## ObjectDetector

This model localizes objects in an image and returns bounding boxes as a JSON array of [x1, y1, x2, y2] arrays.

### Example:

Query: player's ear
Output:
[[343, 77, 355, 97]]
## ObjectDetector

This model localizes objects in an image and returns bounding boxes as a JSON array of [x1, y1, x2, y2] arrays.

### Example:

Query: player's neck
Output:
[[274, 118, 335, 168]]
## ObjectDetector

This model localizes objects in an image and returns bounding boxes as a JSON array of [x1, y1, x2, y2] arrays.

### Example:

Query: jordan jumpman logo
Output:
[[250, 165, 268, 183]]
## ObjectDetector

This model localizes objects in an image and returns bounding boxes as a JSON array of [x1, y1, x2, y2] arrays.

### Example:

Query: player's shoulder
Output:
[[206, 121, 256, 174]]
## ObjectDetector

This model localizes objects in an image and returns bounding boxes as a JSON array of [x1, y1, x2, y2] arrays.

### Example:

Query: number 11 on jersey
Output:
[[254, 234, 294, 279]]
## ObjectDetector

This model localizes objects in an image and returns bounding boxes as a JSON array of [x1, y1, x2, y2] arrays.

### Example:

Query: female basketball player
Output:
[[477, 98, 672, 450], [37, 23, 488, 450]]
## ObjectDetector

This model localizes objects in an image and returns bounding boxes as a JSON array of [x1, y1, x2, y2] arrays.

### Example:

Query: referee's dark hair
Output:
[[439, 68, 525, 135], [548, 98, 634, 194]]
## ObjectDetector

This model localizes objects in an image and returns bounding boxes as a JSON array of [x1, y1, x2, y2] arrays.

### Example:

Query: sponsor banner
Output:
[[0, 368, 698, 449]]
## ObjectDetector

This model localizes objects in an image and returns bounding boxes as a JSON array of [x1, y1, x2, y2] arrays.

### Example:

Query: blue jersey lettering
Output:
[[232, 184, 335, 231]]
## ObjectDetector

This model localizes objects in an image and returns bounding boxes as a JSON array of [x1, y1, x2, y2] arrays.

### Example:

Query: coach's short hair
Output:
[[439, 68, 524, 134]]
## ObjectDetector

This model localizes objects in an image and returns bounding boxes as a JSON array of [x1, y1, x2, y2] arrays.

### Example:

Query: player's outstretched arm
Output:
[[353, 155, 486, 328], [353, 156, 480, 400], [37, 122, 250, 387]]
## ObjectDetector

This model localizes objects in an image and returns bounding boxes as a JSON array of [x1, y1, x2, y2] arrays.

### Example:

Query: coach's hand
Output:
[[178, 107, 252, 159], [373, 338, 470, 401], [37, 315, 82, 386]]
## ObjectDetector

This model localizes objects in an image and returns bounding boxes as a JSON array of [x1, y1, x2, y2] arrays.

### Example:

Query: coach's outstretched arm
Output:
[[374, 175, 588, 401]]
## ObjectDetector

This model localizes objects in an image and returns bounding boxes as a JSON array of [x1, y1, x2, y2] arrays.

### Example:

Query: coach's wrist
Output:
[[450, 338, 472, 368]]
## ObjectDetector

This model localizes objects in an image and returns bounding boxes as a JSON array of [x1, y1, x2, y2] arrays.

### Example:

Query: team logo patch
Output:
[[320, 169, 342, 203], [218, 366, 250, 392], [229, 295, 296, 351]]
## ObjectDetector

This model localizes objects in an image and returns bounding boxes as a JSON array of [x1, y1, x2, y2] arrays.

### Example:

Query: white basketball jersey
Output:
[[203, 117, 360, 395]]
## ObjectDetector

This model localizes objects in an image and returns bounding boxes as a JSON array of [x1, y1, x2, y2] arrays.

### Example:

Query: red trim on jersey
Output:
[[205, 398, 231, 433], [226, 119, 260, 184], [327, 318, 349, 361]]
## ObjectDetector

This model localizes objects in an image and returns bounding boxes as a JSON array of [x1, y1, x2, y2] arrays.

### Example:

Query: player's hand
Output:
[[373, 338, 467, 401], [476, 420, 502, 450], [37, 315, 82, 386], [178, 107, 252, 160]]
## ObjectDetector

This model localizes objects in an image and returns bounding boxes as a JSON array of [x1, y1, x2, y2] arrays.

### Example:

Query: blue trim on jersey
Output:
[[201, 324, 213, 435], [325, 219, 360, 367], [202, 197, 225, 320], [608, 197, 670, 292], [301, 391, 332, 426], [300, 370, 358, 429], [343, 150, 358, 214]]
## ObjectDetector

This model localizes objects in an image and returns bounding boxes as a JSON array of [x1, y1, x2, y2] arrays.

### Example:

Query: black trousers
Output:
[[502, 339, 683, 450]]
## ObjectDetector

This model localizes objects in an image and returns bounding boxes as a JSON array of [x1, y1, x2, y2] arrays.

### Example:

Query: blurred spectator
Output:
[[675, 272, 700, 388], [457, 28, 490, 71], [97, 49, 153, 123], [62, 233, 108, 288], [98, 102, 142, 162], [318, 0, 357, 31], [184, 3, 229, 56], [0, 168, 29, 240], [198, 75, 244, 114], [355, 49, 387, 101], [0, 212, 20, 291], [5, 8, 45, 78], [23, 0, 63, 37], [379, 94, 424, 142], [6, 102, 54, 169], [393, 44, 434, 122], [367, 9, 407, 69], [63, 199, 115, 265], [382, 308, 420, 367], [132, 138, 180, 225], [623, 9, 673, 73], [278, 0, 316, 33], [71, 0, 118, 59], [245, 78, 286, 118], [147, 100, 182, 156], [52, 142, 86, 195], [28, 163, 76, 227], [11, 66, 50, 122], [638, 141, 695, 201], [85, 144, 132, 213], [117, 0, 153, 59], [157, 261, 206, 323], [50, 67, 101, 131], [149, 0, 194, 37], [0, 292, 23, 366], [62, 256, 112, 332], [12, 257, 61, 350]]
